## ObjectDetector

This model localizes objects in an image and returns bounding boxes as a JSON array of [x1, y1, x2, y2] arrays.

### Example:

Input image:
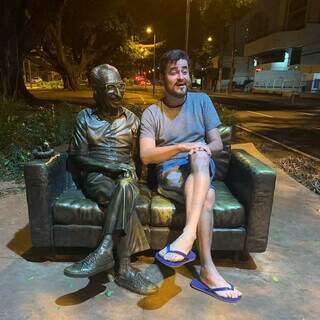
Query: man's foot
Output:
[[115, 265, 158, 295], [158, 230, 196, 262], [64, 235, 114, 278], [199, 265, 242, 300]]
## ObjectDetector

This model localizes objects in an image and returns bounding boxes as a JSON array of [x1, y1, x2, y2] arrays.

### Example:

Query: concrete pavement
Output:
[[0, 143, 319, 320]]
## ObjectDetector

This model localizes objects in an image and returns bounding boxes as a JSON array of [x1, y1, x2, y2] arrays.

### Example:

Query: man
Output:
[[140, 49, 242, 302], [64, 64, 157, 295]]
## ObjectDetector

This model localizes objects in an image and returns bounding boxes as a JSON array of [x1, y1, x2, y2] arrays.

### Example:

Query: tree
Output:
[[29, 0, 131, 90], [0, 0, 64, 101], [203, 0, 256, 92]]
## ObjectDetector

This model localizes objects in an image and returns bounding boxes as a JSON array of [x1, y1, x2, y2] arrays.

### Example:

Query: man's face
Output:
[[162, 59, 191, 98], [94, 69, 125, 110]]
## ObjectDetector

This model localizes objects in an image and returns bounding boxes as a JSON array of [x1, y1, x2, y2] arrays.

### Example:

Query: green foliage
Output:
[[126, 104, 146, 118], [32, 80, 63, 90], [203, 0, 257, 50], [214, 103, 236, 126], [0, 101, 75, 181]]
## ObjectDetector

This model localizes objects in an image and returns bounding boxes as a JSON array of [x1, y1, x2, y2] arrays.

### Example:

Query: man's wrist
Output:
[[176, 143, 183, 152]]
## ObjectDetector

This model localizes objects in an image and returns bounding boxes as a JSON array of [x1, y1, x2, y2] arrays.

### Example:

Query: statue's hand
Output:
[[102, 163, 135, 178], [117, 163, 136, 179]]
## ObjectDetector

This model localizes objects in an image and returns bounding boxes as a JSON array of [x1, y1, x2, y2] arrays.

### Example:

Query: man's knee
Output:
[[190, 151, 210, 172]]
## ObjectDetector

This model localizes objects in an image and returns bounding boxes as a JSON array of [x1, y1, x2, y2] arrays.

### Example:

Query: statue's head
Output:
[[90, 64, 125, 111]]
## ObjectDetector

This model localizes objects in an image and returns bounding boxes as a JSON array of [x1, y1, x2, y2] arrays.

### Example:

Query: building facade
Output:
[[242, 0, 320, 93]]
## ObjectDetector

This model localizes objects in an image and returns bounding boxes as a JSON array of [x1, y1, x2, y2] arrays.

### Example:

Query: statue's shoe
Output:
[[64, 235, 114, 278], [64, 251, 114, 278], [115, 266, 158, 295]]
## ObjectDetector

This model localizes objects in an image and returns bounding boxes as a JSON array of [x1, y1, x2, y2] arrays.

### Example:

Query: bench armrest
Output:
[[24, 153, 68, 247], [225, 149, 276, 252]]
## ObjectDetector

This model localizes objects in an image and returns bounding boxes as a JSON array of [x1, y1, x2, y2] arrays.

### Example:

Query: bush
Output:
[[278, 156, 320, 194], [214, 103, 236, 126], [27, 80, 63, 90], [0, 100, 75, 181]]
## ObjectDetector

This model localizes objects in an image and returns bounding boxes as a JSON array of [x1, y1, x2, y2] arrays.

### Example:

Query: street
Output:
[[234, 108, 320, 159], [32, 88, 320, 160], [32, 87, 160, 107]]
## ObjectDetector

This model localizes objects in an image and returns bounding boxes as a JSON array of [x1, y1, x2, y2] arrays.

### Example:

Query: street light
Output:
[[185, 0, 191, 53], [207, 36, 213, 42], [146, 26, 156, 96]]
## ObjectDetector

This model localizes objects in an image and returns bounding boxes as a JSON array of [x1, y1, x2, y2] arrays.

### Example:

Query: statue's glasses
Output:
[[102, 81, 126, 96]]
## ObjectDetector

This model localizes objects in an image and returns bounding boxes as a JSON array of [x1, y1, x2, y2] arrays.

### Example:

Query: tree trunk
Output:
[[0, 0, 64, 101], [62, 68, 81, 90], [0, 2, 33, 101]]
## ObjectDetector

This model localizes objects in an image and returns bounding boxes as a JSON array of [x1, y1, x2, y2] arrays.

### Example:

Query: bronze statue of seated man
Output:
[[64, 64, 157, 295]]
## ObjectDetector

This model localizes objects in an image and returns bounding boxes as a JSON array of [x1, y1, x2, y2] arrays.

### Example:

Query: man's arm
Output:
[[189, 128, 223, 156], [206, 127, 223, 155], [139, 137, 210, 165]]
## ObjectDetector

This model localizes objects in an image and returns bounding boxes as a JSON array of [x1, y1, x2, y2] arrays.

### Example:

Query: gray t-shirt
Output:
[[140, 91, 221, 163]]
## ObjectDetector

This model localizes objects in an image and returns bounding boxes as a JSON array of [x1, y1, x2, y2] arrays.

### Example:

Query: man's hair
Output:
[[159, 49, 191, 75]]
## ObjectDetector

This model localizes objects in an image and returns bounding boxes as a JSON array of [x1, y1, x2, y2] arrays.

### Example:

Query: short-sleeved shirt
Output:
[[140, 91, 221, 165], [69, 107, 140, 166]]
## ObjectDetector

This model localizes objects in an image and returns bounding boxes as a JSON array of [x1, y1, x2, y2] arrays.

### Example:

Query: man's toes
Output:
[[165, 252, 185, 262], [164, 253, 180, 262]]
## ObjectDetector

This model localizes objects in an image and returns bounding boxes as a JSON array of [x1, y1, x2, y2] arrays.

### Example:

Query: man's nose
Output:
[[177, 70, 184, 80]]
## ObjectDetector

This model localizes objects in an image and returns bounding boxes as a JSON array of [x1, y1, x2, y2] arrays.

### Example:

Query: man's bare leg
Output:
[[159, 151, 210, 262], [197, 189, 242, 299]]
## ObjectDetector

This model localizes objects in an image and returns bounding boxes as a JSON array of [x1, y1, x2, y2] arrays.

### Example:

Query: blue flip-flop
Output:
[[190, 278, 241, 303], [155, 244, 196, 268]]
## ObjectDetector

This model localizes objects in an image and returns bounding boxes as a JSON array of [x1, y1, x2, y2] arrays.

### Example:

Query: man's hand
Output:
[[178, 142, 211, 156]]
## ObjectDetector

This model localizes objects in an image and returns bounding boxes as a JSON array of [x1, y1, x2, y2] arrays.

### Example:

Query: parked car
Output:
[[30, 76, 42, 83], [133, 75, 151, 86]]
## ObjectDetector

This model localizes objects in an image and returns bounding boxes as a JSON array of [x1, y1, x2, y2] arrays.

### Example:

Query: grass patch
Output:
[[215, 103, 236, 126]]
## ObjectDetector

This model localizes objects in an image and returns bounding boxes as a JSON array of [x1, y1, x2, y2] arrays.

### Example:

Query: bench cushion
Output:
[[53, 181, 244, 229], [150, 181, 245, 228], [53, 189, 150, 226]]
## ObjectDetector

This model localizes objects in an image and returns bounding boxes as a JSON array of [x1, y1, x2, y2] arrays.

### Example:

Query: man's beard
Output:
[[166, 82, 188, 98]]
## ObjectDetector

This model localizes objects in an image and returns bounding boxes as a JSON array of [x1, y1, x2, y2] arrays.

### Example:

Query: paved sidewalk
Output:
[[0, 143, 319, 320]]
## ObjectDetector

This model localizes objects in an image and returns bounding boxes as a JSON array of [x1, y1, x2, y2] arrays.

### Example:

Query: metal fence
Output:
[[253, 79, 320, 93]]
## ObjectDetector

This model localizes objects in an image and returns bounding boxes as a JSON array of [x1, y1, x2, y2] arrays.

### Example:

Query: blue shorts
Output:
[[157, 156, 216, 197]]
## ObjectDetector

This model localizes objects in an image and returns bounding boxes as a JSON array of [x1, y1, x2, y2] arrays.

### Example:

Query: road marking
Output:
[[247, 111, 274, 118], [138, 94, 146, 105], [236, 124, 320, 163]]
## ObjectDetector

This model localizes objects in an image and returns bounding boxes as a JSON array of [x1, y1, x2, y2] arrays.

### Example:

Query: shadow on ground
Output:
[[55, 273, 111, 306]]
